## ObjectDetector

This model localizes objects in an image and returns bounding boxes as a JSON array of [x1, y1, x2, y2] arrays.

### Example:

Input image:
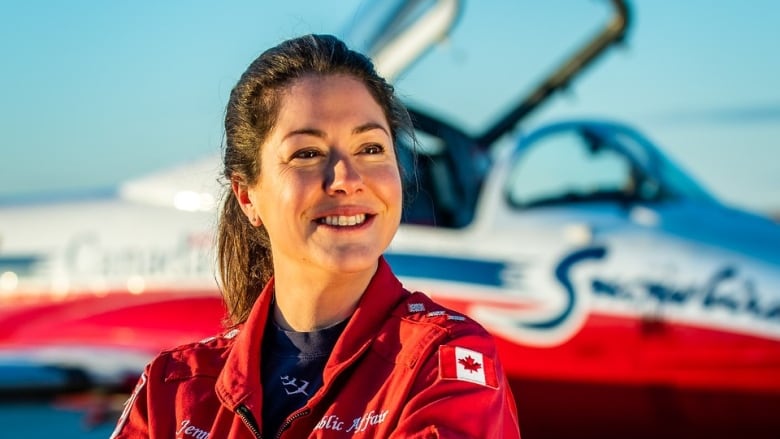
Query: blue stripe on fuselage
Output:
[[0, 255, 43, 275], [385, 253, 507, 287]]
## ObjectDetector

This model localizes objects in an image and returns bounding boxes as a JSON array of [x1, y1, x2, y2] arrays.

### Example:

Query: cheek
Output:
[[252, 174, 306, 223], [260, 182, 305, 216], [379, 168, 404, 212]]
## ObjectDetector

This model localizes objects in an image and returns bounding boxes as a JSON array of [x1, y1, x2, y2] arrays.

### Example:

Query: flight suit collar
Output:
[[215, 257, 408, 413]]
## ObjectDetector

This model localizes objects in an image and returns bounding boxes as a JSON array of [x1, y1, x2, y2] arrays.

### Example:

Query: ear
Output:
[[231, 177, 262, 227]]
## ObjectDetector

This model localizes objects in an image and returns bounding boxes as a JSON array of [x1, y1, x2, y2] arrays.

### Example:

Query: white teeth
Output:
[[322, 214, 366, 226]]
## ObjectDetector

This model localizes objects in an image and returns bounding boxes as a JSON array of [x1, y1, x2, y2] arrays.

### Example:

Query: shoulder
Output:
[[145, 327, 240, 381], [398, 292, 490, 333], [395, 291, 497, 349], [395, 292, 507, 389]]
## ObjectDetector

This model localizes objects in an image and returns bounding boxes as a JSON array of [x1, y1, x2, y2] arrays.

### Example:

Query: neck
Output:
[[271, 261, 378, 332]]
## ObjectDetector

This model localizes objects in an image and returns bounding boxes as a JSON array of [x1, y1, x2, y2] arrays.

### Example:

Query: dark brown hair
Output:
[[217, 34, 414, 325]]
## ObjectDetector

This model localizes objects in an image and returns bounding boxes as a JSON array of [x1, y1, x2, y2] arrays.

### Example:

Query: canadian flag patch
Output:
[[438, 346, 499, 389]]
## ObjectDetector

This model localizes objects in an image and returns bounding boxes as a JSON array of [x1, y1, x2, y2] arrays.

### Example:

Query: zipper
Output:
[[236, 405, 263, 439], [275, 408, 311, 439]]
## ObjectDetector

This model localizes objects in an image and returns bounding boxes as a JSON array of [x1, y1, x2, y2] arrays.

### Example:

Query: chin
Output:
[[320, 249, 381, 275]]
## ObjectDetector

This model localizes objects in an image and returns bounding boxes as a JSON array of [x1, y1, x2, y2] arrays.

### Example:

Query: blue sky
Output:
[[1, 1, 778, 214]]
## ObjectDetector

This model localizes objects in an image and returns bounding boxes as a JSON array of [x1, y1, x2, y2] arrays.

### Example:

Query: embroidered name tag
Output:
[[438, 345, 499, 389], [314, 410, 389, 434], [176, 420, 211, 439]]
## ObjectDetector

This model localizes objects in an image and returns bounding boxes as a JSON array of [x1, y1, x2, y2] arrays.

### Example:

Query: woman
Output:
[[111, 34, 520, 438]]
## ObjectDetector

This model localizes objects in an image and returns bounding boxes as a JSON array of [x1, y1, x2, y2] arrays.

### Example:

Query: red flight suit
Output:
[[111, 257, 521, 438]]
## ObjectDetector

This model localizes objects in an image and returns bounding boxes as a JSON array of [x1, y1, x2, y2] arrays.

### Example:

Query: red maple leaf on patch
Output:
[[458, 355, 482, 373]]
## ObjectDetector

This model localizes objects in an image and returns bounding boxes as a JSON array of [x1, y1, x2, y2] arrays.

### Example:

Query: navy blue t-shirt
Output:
[[260, 318, 348, 437]]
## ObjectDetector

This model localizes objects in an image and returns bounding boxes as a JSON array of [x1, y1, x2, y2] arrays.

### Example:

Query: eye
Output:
[[362, 143, 385, 155], [292, 149, 322, 160]]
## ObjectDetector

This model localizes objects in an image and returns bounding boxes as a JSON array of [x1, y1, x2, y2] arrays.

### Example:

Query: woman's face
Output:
[[241, 74, 402, 277]]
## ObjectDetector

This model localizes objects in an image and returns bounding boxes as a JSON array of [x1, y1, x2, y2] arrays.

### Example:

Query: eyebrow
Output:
[[352, 122, 390, 136], [282, 122, 390, 141]]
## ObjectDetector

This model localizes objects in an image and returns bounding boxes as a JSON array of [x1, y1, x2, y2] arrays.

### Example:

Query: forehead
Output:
[[285, 73, 370, 97], [276, 74, 387, 122]]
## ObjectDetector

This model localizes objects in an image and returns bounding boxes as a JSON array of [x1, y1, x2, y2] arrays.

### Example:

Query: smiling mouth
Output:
[[317, 214, 369, 227]]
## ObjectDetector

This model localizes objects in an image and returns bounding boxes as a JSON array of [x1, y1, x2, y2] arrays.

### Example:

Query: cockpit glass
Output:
[[507, 130, 632, 207], [384, 2, 612, 135]]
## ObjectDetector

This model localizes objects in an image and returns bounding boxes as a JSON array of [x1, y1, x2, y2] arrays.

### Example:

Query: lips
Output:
[[320, 213, 366, 226], [319, 214, 367, 226]]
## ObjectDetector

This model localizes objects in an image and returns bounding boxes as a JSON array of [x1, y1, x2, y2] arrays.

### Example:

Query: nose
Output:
[[326, 154, 364, 195]]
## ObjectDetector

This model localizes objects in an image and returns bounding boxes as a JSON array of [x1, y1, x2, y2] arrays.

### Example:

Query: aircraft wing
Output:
[[117, 155, 221, 212], [0, 290, 225, 394]]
